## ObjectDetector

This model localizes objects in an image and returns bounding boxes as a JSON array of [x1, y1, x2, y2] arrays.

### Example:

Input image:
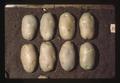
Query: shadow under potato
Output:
[[92, 43, 100, 70], [5, 71, 9, 79], [50, 41, 58, 72], [30, 15, 40, 41], [72, 13, 78, 40], [33, 44, 39, 72], [52, 13, 58, 40], [72, 42, 79, 71], [92, 13, 99, 40]]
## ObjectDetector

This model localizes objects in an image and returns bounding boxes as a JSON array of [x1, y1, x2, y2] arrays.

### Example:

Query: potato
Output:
[[59, 12, 75, 40], [38, 75, 48, 79], [59, 41, 75, 71], [79, 12, 95, 39], [21, 15, 37, 40], [40, 13, 55, 40], [20, 44, 37, 73], [39, 42, 56, 72], [79, 42, 95, 70]]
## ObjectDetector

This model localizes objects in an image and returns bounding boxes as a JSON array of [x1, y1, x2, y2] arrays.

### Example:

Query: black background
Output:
[[0, 0, 120, 82]]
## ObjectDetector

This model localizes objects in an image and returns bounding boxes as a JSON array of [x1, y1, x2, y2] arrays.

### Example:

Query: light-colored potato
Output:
[[39, 42, 56, 72], [20, 44, 37, 73], [38, 75, 48, 79], [59, 41, 75, 71], [79, 42, 95, 70], [21, 15, 37, 40], [59, 12, 75, 40], [79, 12, 95, 39], [40, 13, 55, 40]]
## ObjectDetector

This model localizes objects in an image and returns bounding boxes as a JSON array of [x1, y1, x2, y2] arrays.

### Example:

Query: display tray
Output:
[[5, 5, 115, 79]]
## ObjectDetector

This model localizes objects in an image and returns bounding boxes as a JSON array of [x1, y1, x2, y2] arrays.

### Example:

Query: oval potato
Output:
[[79, 12, 95, 39], [79, 42, 95, 70], [39, 42, 56, 72], [21, 15, 37, 40], [40, 13, 55, 40], [59, 41, 75, 71], [59, 12, 75, 40], [20, 44, 37, 73]]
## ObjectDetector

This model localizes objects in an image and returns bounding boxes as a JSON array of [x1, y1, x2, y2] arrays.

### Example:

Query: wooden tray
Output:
[[5, 4, 115, 79]]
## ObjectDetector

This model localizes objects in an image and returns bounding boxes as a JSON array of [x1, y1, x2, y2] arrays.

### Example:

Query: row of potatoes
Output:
[[20, 12, 96, 78], [21, 12, 95, 41], [21, 41, 95, 73]]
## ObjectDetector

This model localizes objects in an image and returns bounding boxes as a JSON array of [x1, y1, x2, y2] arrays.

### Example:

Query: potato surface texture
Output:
[[59, 12, 75, 40], [79, 12, 95, 39], [79, 42, 95, 70], [40, 13, 55, 40], [20, 44, 37, 73], [59, 41, 75, 71], [39, 42, 56, 72], [21, 15, 37, 40]]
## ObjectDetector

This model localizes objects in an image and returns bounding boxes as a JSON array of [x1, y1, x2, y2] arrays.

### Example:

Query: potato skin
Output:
[[59, 41, 75, 71], [39, 42, 56, 72], [40, 13, 55, 40], [21, 15, 37, 40], [79, 42, 95, 70], [20, 44, 37, 73], [59, 12, 75, 40], [79, 12, 95, 39]]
